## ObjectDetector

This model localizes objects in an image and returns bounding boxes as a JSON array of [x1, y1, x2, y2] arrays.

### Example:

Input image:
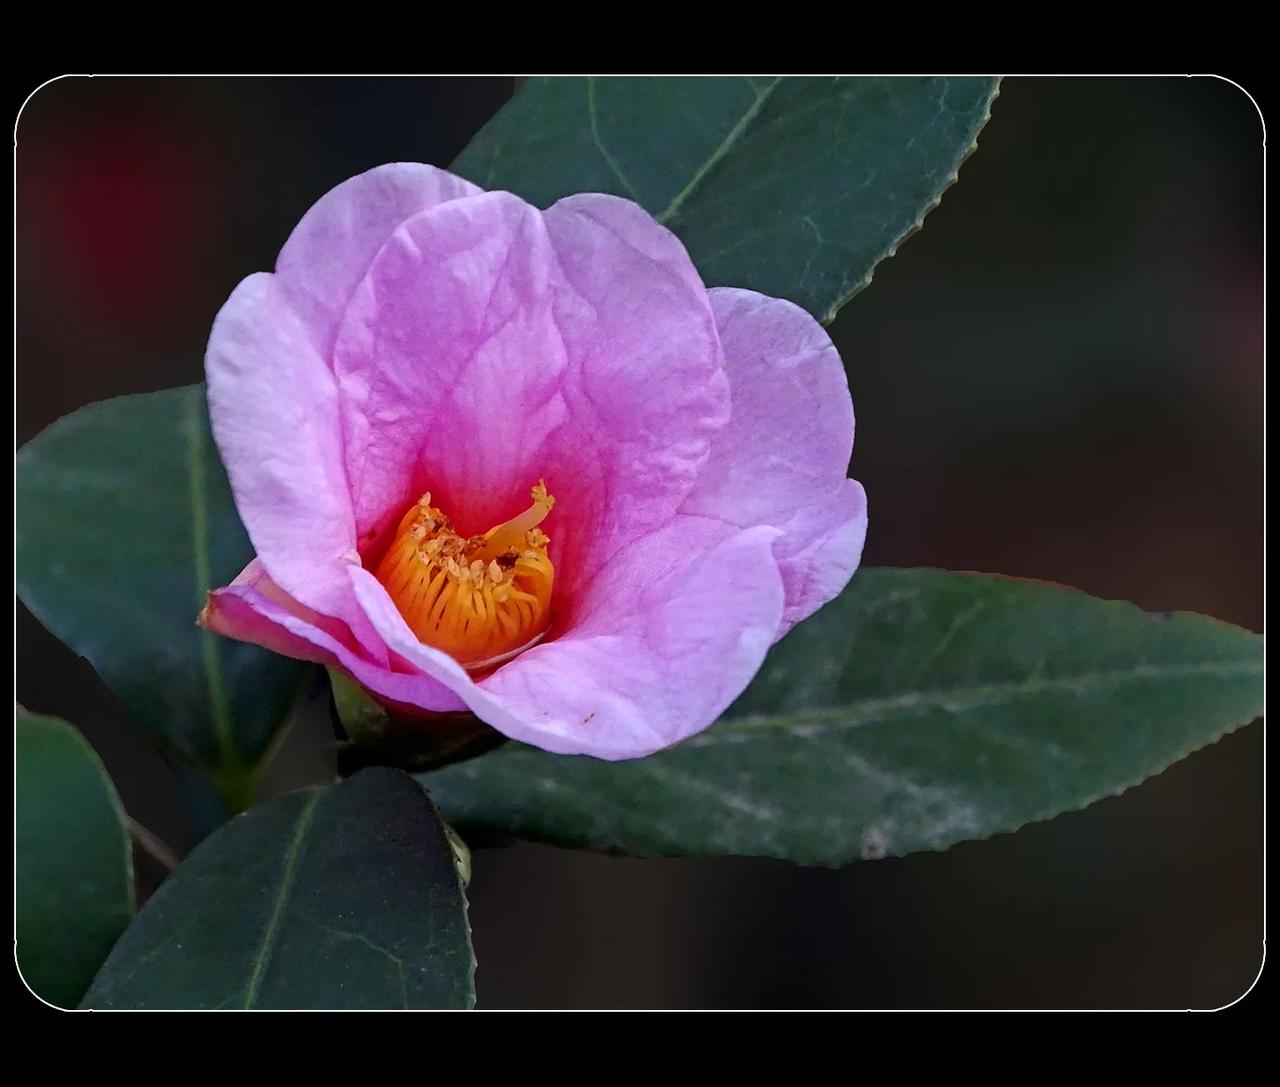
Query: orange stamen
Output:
[[374, 482, 555, 669]]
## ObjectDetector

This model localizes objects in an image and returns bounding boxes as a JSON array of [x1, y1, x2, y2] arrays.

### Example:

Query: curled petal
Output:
[[683, 287, 867, 631], [203, 572, 465, 715], [540, 194, 730, 597]]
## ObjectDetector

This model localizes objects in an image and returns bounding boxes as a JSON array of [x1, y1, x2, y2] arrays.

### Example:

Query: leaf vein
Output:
[[186, 389, 237, 779], [700, 659, 1262, 744], [656, 77, 782, 226], [586, 77, 642, 202], [242, 790, 320, 1008]]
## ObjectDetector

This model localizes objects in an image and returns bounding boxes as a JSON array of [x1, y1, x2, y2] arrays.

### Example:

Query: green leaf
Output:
[[419, 569, 1263, 867], [82, 768, 475, 1009], [16, 712, 134, 1008], [453, 76, 1000, 323], [16, 386, 311, 808]]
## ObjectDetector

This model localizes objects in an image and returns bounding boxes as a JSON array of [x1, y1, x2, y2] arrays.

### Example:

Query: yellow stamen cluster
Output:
[[375, 481, 555, 669]]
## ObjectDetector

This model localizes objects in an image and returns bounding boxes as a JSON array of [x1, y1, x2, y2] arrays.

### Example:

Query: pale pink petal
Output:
[[682, 287, 868, 630], [275, 162, 481, 360], [350, 517, 785, 759], [539, 194, 730, 598], [205, 274, 388, 664]]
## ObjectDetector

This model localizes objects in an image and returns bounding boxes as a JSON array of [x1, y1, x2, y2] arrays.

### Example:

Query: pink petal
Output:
[[682, 288, 868, 631], [212, 558, 365, 653], [205, 274, 388, 664], [275, 163, 481, 361], [540, 194, 730, 597], [350, 516, 785, 759], [203, 576, 466, 714]]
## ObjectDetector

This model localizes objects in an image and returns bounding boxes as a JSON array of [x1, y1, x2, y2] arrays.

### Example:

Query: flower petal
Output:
[[350, 516, 785, 759], [540, 194, 730, 597], [275, 162, 481, 360], [203, 575, 465, 714], [682, 287, 868, 630], [205, 274, 388, 663], [331, 191, 569, 546], [208, 558, 364, 654]]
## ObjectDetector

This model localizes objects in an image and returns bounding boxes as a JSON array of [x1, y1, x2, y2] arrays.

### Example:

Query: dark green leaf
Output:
[[16, 712, 134, 1008], [453, 76, 1000, 323], [419, 569, 1263, 866], [83, 768, 475, 1009], [17, 386, 310, 807]]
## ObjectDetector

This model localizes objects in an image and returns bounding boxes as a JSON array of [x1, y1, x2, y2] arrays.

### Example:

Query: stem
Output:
[[126, 816, 180, 873]]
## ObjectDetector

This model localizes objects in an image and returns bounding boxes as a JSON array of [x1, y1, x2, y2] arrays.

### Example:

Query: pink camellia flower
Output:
[[200, 163, 867, 759]]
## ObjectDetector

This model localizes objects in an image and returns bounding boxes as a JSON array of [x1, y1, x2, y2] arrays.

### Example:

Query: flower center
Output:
[[375, 481, 556, 669]]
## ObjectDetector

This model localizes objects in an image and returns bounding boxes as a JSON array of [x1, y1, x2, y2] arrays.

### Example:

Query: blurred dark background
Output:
[[15, 76, 1263, 1009]]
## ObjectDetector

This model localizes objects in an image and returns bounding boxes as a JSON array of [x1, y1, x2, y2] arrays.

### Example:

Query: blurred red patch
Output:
[[21, 112, 214, 324]]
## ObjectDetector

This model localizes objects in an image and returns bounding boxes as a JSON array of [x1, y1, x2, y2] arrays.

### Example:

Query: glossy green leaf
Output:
[[17, 386, 310, 807], [453, 76, 1000, 323], [16, 712, 134, 1008], [83, 768, 475, 1009], [419, 569, 1263, 867]]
